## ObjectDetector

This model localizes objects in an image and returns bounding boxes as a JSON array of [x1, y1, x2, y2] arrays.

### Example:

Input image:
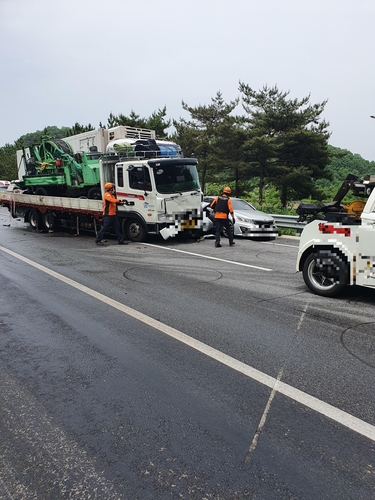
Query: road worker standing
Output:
[[95, 182, 128, 245], [209, 187, 235, 247]]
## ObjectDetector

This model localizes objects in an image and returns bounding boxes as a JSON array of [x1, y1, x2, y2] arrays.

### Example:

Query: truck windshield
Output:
[[153, 162, 200, 194]]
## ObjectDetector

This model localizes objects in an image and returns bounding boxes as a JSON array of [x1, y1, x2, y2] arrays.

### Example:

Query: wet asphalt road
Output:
[[0, 209, 374, 499]]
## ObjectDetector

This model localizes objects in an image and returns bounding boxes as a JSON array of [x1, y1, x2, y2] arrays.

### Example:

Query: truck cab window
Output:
[[117, 166, 124, 188], [128, 166, 152, 191], [154, 162, 200, 194]]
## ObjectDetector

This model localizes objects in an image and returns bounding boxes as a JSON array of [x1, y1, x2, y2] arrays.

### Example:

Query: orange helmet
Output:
[[222, 186, 231, 194], [104, 182, 114, 190]]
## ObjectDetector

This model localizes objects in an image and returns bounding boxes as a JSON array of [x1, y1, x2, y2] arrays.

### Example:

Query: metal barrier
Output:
[[270, 214, 306, 234]]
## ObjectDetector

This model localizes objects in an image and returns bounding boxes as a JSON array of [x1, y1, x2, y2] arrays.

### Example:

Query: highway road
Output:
[[0, 209, 374, 499]]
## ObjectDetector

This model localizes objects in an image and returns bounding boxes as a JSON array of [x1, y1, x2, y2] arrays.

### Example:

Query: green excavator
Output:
[[17, 136, 102, 199]]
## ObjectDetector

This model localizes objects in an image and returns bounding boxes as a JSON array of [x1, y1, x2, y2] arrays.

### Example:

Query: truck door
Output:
[[115, 164, 152, 209], [127, 165, 152, 192]]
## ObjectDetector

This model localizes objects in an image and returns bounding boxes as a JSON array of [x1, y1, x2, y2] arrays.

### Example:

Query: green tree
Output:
[[106, 107, 171, 137], [65, 122, 95, 136], [17, 125, 71, 148], [173, 92, 239, 193], [242, 134, 279, 203], [314, 146, 375, 201], [239, 83, 332, 206], [0, 143, 18, 180], [209, 121, 248, 197]]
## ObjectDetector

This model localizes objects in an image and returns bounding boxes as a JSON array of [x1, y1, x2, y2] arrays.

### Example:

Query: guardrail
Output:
[[270, 214, 306, 234]]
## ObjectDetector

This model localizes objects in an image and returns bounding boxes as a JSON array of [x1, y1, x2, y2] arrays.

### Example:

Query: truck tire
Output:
[[42, 211, 57, 231], [87, 187, 102, 200], [126, 219, 146, 242], [29, 209, 42, 230], [35, 187, 49, 196], [302, 251, 347, 297]]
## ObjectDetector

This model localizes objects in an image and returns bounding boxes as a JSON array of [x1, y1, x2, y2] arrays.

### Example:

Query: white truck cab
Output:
[[99, 155, 202, 241]]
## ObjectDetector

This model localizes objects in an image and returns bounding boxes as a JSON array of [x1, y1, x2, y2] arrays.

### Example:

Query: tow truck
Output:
[[296, 173, 375, 296]]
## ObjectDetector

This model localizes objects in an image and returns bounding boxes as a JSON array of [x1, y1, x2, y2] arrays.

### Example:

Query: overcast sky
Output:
[[1, 0, 375, 160]]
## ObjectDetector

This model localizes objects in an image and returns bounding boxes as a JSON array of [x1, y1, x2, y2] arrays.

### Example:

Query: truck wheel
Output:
[[42, 211, 57, 231], [29, 209, 42, 230], [35, 187, 49, 196], [87, 188, 102, 200], [302, 251, 346, 297], [126, 219, 146, 242]]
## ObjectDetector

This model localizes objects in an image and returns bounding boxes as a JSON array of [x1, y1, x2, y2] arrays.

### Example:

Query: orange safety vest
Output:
[[210, 195, 234, 219], [102, 191, 122, 216]]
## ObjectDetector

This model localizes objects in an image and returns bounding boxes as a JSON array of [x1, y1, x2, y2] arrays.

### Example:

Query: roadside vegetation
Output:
[[1, 84, 374, 216]]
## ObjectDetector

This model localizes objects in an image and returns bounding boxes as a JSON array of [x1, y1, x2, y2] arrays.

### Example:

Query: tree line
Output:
[[1, 84, 374, 209]]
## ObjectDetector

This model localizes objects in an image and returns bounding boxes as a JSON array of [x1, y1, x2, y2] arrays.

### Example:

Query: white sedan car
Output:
[[202, 196, 278, 239]]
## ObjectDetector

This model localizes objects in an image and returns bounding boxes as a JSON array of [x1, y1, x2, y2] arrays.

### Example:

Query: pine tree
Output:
[[173, 92, 239, 193], [239, 83, 332, 206]]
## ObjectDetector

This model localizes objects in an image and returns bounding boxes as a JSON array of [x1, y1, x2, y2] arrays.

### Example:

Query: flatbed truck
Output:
[[1, 154, 203, 242]]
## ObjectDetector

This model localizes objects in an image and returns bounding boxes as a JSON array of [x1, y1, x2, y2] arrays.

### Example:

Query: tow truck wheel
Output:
[[302, 251, 346, 297], [126, 219, 146, 242], [29, 209, 42, 230], [42, 211, 57, 231]]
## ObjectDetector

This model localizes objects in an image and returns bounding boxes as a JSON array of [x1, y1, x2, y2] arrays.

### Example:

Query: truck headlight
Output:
[[158, 214, 174, 223]]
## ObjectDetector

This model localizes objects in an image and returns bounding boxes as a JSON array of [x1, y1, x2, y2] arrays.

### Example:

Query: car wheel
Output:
[[302, 251, 347, 297]]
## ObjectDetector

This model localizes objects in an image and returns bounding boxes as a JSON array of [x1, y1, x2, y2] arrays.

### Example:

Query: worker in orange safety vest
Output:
[[95, 182, 128, 245], [209, 186, 235, 247]]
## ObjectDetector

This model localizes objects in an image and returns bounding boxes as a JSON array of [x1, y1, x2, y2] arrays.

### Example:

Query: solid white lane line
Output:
[[1, 245, 374, 443], [140, 243, 272, 271]]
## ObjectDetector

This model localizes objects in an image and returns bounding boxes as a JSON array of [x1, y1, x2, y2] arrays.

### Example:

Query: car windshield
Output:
[[154, 162, 200, 194], [231, 199, 256, 211]]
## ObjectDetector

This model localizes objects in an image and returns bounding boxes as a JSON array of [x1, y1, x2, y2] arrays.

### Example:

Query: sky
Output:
[[1, 0, 375, 160]]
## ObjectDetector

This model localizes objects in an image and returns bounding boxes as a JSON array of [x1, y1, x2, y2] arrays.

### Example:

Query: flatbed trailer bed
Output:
[[1, 191, 103, 234]]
